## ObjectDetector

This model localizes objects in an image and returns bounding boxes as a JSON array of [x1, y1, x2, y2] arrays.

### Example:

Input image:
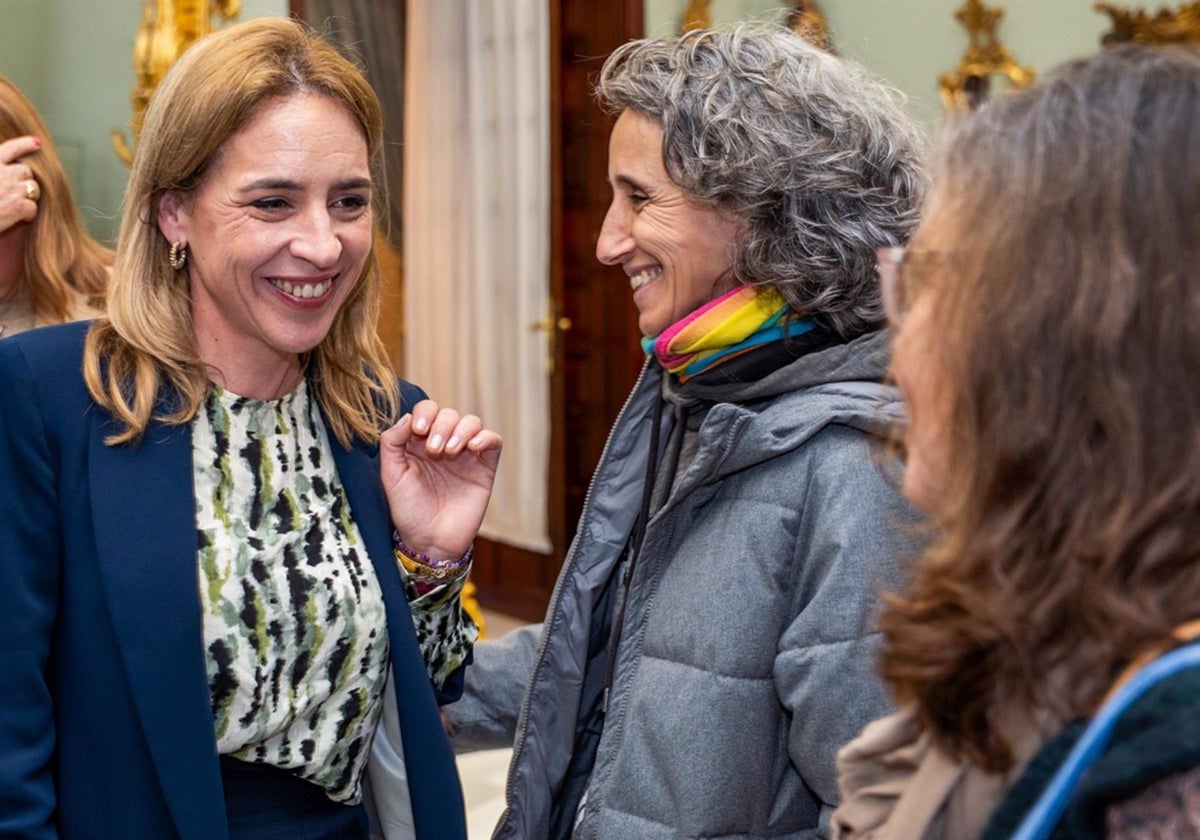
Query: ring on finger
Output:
[[24, 179, 38, 201]]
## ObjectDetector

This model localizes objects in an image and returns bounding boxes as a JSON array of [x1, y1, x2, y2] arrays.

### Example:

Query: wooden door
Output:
[[470, 0, 645, 622]]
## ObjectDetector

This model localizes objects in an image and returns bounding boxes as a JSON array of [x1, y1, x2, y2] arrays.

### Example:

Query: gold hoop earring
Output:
[[168, 241, 188, 270]]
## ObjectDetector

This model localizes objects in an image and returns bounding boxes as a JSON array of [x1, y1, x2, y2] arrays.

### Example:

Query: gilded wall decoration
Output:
[[112, 0, 241, 165], [786, 0, 832, 51], [680, 0, 711, 33], [939, 0, 1034, 111], [676, 1, 831, 48], [1096, 2, 1200, 45]]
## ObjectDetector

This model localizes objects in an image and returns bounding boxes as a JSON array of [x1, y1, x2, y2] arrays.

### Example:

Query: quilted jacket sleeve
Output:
[[442, 622, 543, 751]]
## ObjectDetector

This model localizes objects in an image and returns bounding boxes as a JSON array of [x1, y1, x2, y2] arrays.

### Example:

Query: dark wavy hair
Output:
[[594, 22, 928, 337], [879, 44, 1200, 771]]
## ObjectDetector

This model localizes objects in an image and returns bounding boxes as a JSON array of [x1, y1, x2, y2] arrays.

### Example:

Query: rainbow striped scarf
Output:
[[641, 285, 813, 382]]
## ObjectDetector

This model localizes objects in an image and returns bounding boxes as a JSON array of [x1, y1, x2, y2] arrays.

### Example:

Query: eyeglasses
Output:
[[876, 246, 943, 325]]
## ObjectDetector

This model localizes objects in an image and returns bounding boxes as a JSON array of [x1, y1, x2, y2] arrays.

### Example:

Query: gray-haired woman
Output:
[[446, 23, 927, 839]]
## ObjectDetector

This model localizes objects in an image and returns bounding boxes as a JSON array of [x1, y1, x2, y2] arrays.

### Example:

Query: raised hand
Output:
[[0, 136, 41, 235], [379, 400, 503, 561]]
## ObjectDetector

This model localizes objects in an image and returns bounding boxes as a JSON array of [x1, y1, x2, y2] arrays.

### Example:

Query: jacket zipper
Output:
[[494, 361, 654, 836]]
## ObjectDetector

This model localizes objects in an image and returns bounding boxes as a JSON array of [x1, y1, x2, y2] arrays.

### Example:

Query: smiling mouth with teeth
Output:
[[630, 267, 661, 291], [268, 277, 335, 299]]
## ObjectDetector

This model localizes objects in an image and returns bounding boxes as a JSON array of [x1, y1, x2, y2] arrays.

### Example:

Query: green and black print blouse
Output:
[[192, 380, 475, 804]]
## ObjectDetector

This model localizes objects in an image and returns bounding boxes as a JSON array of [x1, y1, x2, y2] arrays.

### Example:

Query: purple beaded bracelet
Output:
[[392, 532, 472, 583]]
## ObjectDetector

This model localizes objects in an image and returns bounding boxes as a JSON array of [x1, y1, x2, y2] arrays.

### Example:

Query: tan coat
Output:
[[832, 707, 1053, 840]]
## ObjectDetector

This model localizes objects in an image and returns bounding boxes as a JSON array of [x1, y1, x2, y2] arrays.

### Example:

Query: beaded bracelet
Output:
[[393, 532, 473, 584]]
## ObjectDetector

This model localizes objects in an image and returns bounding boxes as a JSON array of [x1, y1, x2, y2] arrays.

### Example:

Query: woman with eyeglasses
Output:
[[834, 44, 1200, 839]]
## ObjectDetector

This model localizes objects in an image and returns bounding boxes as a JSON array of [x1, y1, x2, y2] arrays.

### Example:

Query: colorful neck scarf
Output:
[[641, 285, 813, 382]]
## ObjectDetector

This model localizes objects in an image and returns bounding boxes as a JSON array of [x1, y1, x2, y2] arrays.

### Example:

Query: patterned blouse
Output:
[[192, 380, 476, 804]]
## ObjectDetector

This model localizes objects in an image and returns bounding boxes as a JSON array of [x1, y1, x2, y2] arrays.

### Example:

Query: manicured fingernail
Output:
[[428, 434, 443, 449], [447, 435, 460, 450], [393, 414, 410, 429], [414, 416, 428, 432], [32, 137, 41, 147]]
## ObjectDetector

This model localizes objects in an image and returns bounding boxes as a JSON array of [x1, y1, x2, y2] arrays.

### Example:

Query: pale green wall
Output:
[[0, 1, 1123, 244], [0, 0, 288, 245], [645, 0, 1110, 135], [0, 2, 49, 106]]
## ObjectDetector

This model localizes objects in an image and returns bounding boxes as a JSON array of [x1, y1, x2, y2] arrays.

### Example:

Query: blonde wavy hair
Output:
[[0, 77, 111, 322], [84, 17, 398, 447]]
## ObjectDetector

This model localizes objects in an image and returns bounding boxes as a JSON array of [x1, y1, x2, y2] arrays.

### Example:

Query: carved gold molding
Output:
[[112, 0, 241, 165], [1096, 2, 1200, 45], [678, 0, 831, 48], [939, 0, 1034, 111], [786, 0, 832, 51], [680, 0, 711, 33]]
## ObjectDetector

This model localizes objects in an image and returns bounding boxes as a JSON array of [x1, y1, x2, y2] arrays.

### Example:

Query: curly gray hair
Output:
[[595, 23, 928, 337]]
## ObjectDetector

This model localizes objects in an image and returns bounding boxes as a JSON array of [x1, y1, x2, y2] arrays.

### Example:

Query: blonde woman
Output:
[[0, 19, 500, 839]]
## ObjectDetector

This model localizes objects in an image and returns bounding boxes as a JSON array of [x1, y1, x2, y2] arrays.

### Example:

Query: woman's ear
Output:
[[157, 190, 189, 245]]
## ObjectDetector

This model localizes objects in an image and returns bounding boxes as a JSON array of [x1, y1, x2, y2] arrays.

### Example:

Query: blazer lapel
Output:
[[83, 385, 463, 838], [89, 418, 229, 840], [332, 437, 468, 840]]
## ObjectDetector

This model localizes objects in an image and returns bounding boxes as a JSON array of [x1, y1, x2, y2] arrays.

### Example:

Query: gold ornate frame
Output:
[[939, 0, 1035, 111], [1096, 2, 1200, 45], [785, 0, 832, 51], [680, 0, 711, 33], [679, 0, 832, 49], [112, 0, 241, 165]]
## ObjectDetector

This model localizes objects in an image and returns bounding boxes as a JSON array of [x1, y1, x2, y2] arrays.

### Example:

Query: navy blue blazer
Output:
[[0, 321, 466, 839]]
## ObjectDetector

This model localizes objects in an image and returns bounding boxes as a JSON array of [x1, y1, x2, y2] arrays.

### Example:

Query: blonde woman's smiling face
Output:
[[157, 93, 372, 397], [595, 109, 741, 338]]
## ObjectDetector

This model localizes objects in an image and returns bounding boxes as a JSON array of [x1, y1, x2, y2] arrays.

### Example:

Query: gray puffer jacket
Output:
[[446, 330, 921, 839]]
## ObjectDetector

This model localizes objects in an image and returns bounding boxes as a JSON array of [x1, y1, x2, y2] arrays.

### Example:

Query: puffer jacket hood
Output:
[[664, 329, 901, 482]]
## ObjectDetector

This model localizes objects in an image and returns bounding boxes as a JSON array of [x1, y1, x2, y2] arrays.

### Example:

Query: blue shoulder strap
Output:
[[1012, 642, 1200, 840]]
